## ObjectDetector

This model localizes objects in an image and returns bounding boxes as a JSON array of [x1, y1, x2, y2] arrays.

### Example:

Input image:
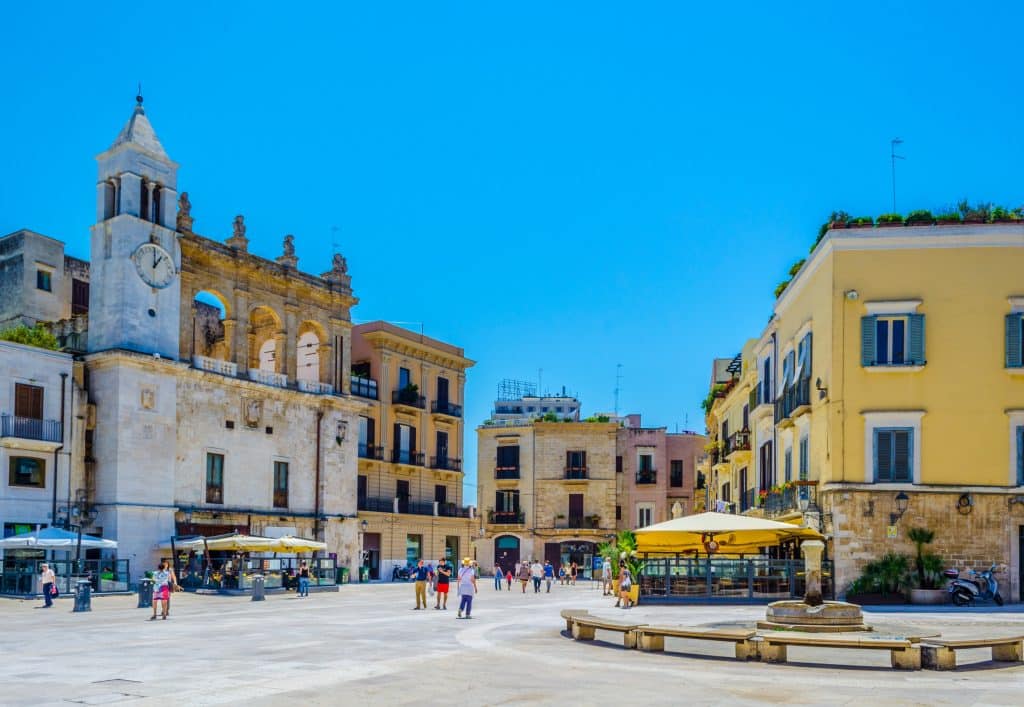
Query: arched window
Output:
[[192, 291, 228, 360], [296, 331, 320, 382]]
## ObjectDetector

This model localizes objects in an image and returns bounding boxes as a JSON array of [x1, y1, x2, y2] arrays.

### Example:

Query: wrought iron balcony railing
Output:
[[0, 415, 62, 443], [431, 400, 463, 417]]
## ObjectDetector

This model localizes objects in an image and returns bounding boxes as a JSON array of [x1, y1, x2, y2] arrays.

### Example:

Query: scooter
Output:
[[391, 565, 414, 581], [945, 565, 1003, 606]]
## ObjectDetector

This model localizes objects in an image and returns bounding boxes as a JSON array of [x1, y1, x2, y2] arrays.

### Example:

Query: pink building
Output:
[[615, 414, 705, 529]]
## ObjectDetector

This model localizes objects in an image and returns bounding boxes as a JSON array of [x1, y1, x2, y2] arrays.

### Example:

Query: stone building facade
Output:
[[0, 229, 90, 331], [614, 414, 704, 530], [350, 321, 476, 578], [477, 419, 618, 577]]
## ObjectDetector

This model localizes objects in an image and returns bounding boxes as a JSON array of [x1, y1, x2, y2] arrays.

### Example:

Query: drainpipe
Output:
[[52, 372, 67, 527], [65, 381, 76, 525], [314, 410, 323, 549]]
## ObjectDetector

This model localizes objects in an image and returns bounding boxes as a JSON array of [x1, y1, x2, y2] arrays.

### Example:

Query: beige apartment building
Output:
[[351, 322, 476, 578], [477, 418, 617, 577]]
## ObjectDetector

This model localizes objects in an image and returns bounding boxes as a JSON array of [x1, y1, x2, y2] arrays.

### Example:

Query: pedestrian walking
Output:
[[505, 569, 512, 590], [543, 560, 554, 593], [435, 557, 451, 610], [412, 559, 430, 609], [601, 557, 613, 596], [297, 560, 311, 597], [558, 564, 567, 585], [39, 563, 56, 608], [530, 559, 544, 593], [615, 564, 633, 609], [570, 561, 578, 585], [456, 558, 477, 619], [151, 561, 173, 620], [493, 564, 503, 591], [517, 560, 531, 593]]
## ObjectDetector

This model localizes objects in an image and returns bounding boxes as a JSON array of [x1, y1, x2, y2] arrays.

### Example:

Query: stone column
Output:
[[283, 304, 299, 382], [119, 172, 142, 217], [318, 341, 333, 387], [145, 181, 156, 222], [222, 318, 236, 364], [274, 330, 287, 377], [801, 539, 825, 606], [233, 291, 249, 371]]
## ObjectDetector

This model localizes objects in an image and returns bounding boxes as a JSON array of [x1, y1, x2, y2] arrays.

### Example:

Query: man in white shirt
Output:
[[530, 560, 544, 593], [601, 557, 613, 596], [456, 558, 477, 619]]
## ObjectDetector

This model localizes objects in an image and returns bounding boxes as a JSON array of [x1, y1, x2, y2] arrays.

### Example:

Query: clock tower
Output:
[[88, 95, 181, 359]]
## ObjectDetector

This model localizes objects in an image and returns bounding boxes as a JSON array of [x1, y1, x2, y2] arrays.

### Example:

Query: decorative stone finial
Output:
[[322, 252, 351, 286], [226, 214, 249, 251], [176, 192, 193, 232], [276, 234, 298, 268]]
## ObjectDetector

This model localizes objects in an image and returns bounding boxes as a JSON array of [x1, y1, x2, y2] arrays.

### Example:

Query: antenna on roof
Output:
[[890, 138, 905, 212], [136, 83, 143, 106], [614, 363, 623, 416]]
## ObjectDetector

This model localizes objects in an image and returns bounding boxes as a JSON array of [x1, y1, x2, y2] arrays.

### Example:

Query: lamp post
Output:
[[890, 491, 910, 525]]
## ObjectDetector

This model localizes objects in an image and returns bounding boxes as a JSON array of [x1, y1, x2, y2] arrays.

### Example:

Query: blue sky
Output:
[[2, 2, 1022, 501]]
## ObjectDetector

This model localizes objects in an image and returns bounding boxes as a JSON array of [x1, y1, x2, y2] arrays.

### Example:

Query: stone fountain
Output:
[[758, 540, 871, 633]]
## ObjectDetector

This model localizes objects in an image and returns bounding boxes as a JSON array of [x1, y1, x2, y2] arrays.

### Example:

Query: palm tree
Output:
[[907, 527, 935, 588]]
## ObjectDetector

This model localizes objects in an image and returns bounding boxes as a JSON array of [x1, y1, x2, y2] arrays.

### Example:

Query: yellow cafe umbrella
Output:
[[270, 535, 327, 553], [634, 511, 822, 555]]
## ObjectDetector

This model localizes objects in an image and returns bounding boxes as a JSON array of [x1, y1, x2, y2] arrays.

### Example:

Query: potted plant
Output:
[[905, 209, 934, 226], [827, 210, 849, 230], [908, 527, 947, 604], [935, 209, 961, 225], [848, 216, 874, 228], [876, 213, 904, 227], [845, 553, 910, 604]]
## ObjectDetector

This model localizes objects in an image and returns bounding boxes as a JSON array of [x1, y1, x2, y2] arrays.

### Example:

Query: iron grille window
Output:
[[273, 461, 288, 508], [206, 453, 224, 504]]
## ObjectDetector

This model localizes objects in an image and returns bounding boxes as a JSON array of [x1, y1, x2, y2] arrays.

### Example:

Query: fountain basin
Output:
[[758, 600, 871, 633]]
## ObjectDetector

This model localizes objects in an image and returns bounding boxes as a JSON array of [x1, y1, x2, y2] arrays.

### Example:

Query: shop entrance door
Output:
[[363, 532, 381, 580], [560, 541, 596, 580], [494, 535, 519, 575]]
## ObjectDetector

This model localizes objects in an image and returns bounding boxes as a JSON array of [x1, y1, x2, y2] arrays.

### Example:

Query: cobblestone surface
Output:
[[1, 583, 1022, 705]]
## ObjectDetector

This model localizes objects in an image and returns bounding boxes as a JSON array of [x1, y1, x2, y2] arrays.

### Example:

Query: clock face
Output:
[[131, 243, 176, 289]]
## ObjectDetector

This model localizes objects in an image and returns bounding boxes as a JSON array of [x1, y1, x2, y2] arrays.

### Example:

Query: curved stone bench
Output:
[[562, 610, 647, 649], [921, 636, 1024, 670], [760, 633, 920, 670], [635, 626, 759, 660]]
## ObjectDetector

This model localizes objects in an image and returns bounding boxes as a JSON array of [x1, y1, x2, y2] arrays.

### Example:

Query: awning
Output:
[[0, 527, 118, 550], [634, 511, 822, 555], [163, 533, 324, 553]]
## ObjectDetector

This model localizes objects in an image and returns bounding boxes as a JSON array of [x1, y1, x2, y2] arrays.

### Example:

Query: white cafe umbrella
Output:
[[0, 526, 118, 550]]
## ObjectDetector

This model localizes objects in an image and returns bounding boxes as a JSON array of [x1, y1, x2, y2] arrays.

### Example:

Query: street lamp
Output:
[[890, 491, 910, 525]]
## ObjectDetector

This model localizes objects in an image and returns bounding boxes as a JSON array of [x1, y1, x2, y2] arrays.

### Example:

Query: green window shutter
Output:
[[893, 429, 911, 482], [1017, 426, 1024, 485], [799, 437, 809, 479], [908, 314, 926, 365], [861, 316, 876, 366], [875, 429, 892, 481], [784, 449, 792, 482], [1006, 315, 1023, 368]]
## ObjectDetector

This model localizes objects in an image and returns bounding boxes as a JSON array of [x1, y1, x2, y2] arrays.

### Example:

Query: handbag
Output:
[[51, 584, 59, 597]]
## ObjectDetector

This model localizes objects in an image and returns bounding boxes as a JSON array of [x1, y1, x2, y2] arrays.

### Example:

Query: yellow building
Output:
[[703, 222, 1024, 600], [476, 418, 618, 576], [351, 322, 476, 579]]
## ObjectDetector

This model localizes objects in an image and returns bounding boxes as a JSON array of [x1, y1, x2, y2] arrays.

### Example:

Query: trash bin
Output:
[[339, 567, 350, 585], [138, 578, 154, 608], [360, 567, 370, 583], [251, 574, 265, 601], [74, 579, 92, 613]]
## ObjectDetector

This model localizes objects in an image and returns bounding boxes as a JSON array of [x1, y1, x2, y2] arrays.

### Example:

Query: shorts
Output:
[[153, 585, 170, 601], [436, 584, 449, 594]]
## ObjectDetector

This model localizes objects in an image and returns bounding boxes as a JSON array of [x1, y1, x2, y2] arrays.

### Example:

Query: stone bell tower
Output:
[[88, 94, 181, 359]]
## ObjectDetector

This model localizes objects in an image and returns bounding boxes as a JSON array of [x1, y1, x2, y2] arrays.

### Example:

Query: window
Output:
[[14, 384, 44, 420], [616, 455, 623, 473], [205, 453, 224, 504], [397, 479, 410, 513], [862, 314, 925, 366], [72, 278, 89, 315], [799, 436, 809, 480], [670, 460, 683, 487], [760, 356, 772, 405], [392, 423, 416, 464], [435, 484, 447, 504], [9, 457, 45, 488], [398, 367, 411, 390], [273, 461, 288, 508], [36, 269, 52, 292], [721, 482, 731, 502], [566, 450, 587, 478], [436, 376, 449, 404], [358, 416, 375, 457], [637, 505, 654, 528], [739, 468, 749, 511], [494, 490, 520, 522], [759, 441, 774, 490], [406, 534, 422, 565], [874, 428, 912, 482], [638, 453, 654, 473], [794, 332, 812, 382], [435, 431, 449, 466], [1006, 314, 1024, 368], [777, 351, 794, 400], [445, 536, 459, 564], [496, 445, 520, 473], [784, 448, 792, 483], [357, 475, 367, 505]]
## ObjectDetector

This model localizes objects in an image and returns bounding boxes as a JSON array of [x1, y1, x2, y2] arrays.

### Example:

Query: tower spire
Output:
[[136, 84, 144, 112]]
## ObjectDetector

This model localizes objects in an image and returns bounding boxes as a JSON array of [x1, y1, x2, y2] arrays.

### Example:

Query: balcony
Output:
[[495, 466, 520, 480], [358, 495, 471, 518], [350, 375, 378, 400], [273, 490, 288, 509], [193, 355, 238, 377], [488, 510, 525, 525], [725, 431, 751, 457], [298, 379, 333, 395], [392, 388, 426, 410], [391, 449, 425, 466], [248, 368, 288, 388], [430, 456, 462, 472], [555, 515, 602, 530], [564, 467, 588, 480], [358, 444, 384, 460], [431, 400, 463, 418], [635, 469, 657, 485], [0, 415, 63, 444], [774, 378, 811, 425], [764, 481, 817, 518]]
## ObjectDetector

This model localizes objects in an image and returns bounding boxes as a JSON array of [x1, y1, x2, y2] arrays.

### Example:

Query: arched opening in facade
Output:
[[192, 290, 230, 361], [296, 321, 326, 383], [248, 305, 282, 373], [494, 535, 520, 575]]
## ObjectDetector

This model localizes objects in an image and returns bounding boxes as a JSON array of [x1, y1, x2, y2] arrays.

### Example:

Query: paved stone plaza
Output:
[[1, 583, 1022, 706]]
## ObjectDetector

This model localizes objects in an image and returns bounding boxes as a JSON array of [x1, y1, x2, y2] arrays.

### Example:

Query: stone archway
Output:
[[494, 535, 520, 575], [248, 305, 283, 373]]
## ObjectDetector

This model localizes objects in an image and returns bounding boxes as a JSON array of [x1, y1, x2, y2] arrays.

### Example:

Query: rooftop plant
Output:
[[905, 209, 934, 225], [877, 212, 903, 224], [0, 324, 59, 350], [958, 199, 990, 223], [935, 209, 961, 224]]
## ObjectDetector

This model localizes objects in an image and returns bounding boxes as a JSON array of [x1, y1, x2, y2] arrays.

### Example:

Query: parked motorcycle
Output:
[[945, 565, 1003, 606], [391, 565, 414, 581]]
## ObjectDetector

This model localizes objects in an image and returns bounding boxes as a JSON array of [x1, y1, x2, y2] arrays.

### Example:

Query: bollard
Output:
[[251, 574, 265, 601], [138, 578, 154, 608], [74, 579, 92, 612]]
